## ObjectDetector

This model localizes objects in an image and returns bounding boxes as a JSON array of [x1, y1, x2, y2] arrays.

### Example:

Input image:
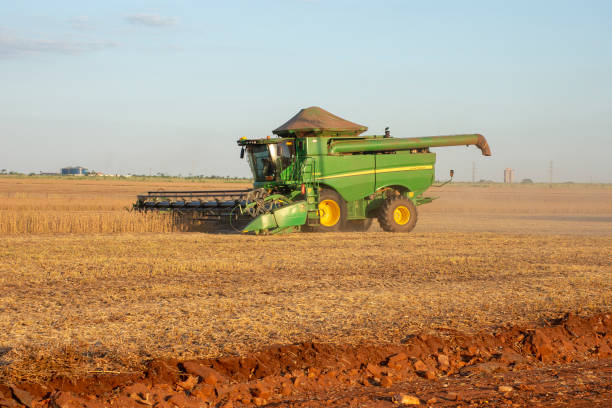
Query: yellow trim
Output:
[[317, 169, 374, 180], [375, 165, 433, 174], [316, 165, 433, 180]]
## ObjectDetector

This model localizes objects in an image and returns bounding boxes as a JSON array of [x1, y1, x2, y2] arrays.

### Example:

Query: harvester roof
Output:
[[273, 106, 367, 137]]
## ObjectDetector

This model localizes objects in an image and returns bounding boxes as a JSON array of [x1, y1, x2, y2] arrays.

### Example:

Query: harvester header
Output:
[[134, 106, 491, 234]]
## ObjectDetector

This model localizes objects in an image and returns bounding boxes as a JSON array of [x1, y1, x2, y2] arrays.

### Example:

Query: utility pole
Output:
[[472, 161, 476, 183]]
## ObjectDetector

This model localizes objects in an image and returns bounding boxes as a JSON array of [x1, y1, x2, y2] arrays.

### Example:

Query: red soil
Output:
[[2, 312, 611, 407]]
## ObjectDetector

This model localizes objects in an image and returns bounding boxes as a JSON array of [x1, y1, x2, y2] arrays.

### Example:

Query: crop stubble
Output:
[[0, 178, 611, 382]]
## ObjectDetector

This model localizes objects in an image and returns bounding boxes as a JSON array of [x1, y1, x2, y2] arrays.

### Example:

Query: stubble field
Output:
[[0, 177, 611, 406]]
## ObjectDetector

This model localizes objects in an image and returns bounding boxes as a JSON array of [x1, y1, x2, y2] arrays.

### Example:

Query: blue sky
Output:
[[1, 0, 611, 181]]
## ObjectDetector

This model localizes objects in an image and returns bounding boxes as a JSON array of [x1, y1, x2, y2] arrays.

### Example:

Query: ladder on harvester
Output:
[[301, 157, 320, 227]]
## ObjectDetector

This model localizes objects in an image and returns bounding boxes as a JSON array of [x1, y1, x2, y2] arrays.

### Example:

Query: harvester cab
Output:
[[134, 106, 491, 234], [241, 138, 296, 186]]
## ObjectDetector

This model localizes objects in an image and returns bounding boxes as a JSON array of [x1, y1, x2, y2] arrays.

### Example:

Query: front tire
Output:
[[315, 189, 347, 232], [377, 196, 418, 232]]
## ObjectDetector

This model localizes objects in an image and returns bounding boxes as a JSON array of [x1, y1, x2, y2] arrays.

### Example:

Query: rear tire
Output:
[[315, 189, 347, 232], [377, 196, 418, 232]]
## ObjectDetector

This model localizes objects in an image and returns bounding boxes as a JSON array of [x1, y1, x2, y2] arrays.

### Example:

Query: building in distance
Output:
[[504, 168, 515, 184], [61, 166, 88, 176]]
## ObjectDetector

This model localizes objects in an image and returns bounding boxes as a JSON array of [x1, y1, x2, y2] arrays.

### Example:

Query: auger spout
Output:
[[329, 134, 491, 156]]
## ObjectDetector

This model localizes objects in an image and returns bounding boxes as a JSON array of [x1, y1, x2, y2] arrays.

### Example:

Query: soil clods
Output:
[[2, 312, 611, 407]]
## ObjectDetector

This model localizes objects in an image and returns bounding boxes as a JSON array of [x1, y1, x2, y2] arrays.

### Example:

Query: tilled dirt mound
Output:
[[1, 313, 611, 407]]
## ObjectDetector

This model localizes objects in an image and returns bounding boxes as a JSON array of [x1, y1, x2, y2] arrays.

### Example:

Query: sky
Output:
[[1, 0, 611, 182]]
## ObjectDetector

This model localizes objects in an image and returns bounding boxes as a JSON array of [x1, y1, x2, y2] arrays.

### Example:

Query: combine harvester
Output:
[[134, 107, 491, 234]]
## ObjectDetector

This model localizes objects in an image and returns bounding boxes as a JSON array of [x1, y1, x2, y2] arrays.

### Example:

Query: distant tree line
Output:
[[0, 170, 251, 180]]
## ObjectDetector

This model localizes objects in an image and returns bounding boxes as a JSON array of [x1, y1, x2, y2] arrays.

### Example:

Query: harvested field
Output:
[[2, 231, 611, 381], [0, 177, 611, 406]]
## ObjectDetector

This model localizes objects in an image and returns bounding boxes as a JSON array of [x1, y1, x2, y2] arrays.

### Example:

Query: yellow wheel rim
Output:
[[393, 205, 411, 225], [318, 199, 341, 227]]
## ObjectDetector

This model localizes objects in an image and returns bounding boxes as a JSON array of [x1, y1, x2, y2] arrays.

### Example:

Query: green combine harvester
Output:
[[134, 107, 491, 234]]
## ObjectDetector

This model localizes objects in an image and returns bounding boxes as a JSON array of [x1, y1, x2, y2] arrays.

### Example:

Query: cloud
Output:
[[126, 13, 177, 27], [0, 31, 116, 59]]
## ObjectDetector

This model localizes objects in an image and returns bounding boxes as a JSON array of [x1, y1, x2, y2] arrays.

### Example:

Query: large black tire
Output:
[[343, 218, 374, 232], [315, 189, 347, 232], [377, 196, 418, 232]]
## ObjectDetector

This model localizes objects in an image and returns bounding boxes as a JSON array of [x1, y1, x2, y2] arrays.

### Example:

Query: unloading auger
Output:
[[133, 106, 491, 234]]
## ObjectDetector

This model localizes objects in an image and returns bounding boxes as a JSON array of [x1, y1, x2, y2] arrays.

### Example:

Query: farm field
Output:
[[0, 177, 611, 406]]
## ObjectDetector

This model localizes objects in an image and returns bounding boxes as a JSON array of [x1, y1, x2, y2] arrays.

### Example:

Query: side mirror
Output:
[[449, 169, 454, 178], [240, 147, 245, 159]]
